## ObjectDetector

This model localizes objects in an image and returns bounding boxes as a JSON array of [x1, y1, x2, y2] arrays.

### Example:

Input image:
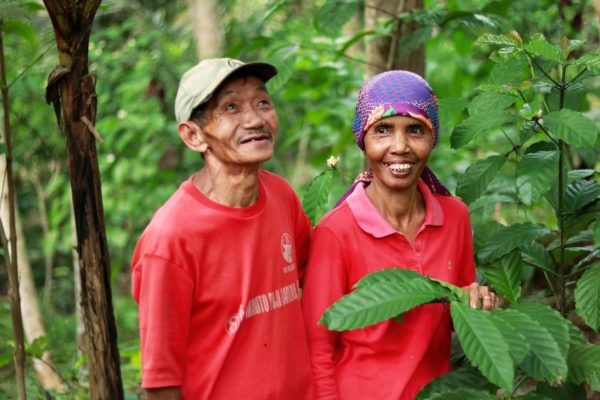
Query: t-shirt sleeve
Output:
[[293, 194, 312, 286], [301, 225, 346, 400], [132, 254, 194, 388]]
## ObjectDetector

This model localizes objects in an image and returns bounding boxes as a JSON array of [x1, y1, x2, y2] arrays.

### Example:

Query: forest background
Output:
[[0, 0, 599, 398]]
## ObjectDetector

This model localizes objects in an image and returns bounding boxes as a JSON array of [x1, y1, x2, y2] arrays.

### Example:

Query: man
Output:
[[131, 58, 313, 399]]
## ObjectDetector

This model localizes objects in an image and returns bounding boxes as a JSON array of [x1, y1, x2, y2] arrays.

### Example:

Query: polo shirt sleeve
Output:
[[457, 204, 476, 287], [302, 225, 347, 400], [132, 254, 194, 388]]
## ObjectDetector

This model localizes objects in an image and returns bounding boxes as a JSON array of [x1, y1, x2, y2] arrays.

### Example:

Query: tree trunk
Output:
[[42, 1, 124, 398], [0, 157, 67, 392], [186, 0, 223, 59], [364, 0, 424, 78]]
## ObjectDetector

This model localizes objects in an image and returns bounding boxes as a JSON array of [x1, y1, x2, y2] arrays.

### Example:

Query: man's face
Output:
[[198, 76, 279, 167]]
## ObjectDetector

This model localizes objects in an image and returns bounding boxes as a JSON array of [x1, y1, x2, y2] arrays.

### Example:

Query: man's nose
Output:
[[241, 106, 266, 129]]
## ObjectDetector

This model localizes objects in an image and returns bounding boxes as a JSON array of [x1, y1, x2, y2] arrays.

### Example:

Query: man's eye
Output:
[[258, 99, 272, 108], [225, 103, 237, 111]]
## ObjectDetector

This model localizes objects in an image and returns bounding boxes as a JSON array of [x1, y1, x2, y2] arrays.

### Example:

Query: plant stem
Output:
[[557, 64, 567, 316]]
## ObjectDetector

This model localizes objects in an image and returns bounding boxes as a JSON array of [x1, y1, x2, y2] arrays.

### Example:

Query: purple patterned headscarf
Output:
[[336, 70, 451, 206]]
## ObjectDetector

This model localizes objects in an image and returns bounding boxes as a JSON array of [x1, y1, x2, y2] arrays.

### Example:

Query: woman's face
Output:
[[364, 115, 434, 194]]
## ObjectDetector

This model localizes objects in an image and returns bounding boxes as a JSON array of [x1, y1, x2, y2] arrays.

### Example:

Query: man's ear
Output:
[[178, 121, 208, 154]]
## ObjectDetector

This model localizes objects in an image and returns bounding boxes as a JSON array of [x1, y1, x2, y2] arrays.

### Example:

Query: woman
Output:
[[301, 70, 498, 400]]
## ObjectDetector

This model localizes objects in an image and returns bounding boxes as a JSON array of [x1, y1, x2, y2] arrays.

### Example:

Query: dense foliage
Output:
[[1, 0, 599, 398]]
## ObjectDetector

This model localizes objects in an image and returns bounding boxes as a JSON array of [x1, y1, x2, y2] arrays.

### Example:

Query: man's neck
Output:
[[193, 163, 261, 208]]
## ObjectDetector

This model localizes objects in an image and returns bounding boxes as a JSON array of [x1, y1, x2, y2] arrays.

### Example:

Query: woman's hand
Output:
[[462, 282, 500, 310]]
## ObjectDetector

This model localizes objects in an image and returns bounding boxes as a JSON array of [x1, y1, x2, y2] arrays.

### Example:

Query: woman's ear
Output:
[[178, 121, 208, 154]]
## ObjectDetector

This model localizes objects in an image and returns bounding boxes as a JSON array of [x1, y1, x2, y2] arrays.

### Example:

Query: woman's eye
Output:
[[375, 126, 389, 134], [409, 126, 425, 135]]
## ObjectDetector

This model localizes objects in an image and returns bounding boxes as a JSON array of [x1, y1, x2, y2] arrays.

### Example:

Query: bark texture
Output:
[[42, 1, 124, 398], [187, 0, 223, 59]]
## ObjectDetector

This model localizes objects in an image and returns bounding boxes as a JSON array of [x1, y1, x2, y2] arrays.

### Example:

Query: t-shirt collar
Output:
[[346, 179, 444, 238]]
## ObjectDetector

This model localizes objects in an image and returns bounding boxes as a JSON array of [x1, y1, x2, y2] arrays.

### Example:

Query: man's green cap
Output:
[[174, 58, 278, 123]]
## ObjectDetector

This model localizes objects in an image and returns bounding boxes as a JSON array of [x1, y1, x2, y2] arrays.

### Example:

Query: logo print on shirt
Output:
[[281, 232, 293, 263], [225, 305, 245, 335]]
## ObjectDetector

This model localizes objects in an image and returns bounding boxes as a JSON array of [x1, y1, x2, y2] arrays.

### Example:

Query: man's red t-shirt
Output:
[[132, 170, 313, 399]]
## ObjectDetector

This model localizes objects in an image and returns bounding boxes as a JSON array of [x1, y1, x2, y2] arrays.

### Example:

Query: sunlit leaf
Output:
[[451, 112, 516, 149], [450, 302, 514, 390], [481, 250, 522, 304], [478, 223, 554, 263], [525, 35, 561, 62], [320, 279, 452, 331], [301, 169, 333, 225], [516, 150, 559, 205], [456, 155, 506, 205], [575, 263, 600, 332], [544, 109, 598, 148], [475, 33, 521, 47]]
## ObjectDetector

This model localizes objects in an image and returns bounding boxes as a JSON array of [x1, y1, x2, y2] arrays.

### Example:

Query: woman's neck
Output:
[[365, 180, 425, 243]]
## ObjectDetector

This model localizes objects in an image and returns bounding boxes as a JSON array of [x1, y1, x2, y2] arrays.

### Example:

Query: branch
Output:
[[524, 49, 561, 86]]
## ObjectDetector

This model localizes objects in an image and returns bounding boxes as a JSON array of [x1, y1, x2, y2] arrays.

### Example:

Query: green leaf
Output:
[[568, 169, 595, 183], [398, 27, 433, 57], [575, 263, 600, 332], [525, 35, 561, 62], [478, 223, 554, 263], [574, 52, 600, 73], [450, 302, 514, 390], [567, 344, 600, 386], [490, 311, 530, 364], [438, 98, 468, 129], [594, 219, 600, 245], [475, 33, 521, 47], [314, 0, 358, 36], [266, 45, 299, 93], [451, 112, 516, 149], [515, 150, 559, 206], [431, 279, 468, 304], [567, 319, 587, 346], [495, 308, 567, 384], [353, 267, 424, 289], [468, 92, 516, 115], [521, 242, 555, 274], [320, 279, 452, 331], [536, 381, 586, 400], [481, 250, 522, 304], [302, 169, 333, 225], [423, 388, 494, 400], [416, 367, 490, 400], [512, 303, 570, 358], [457, 155, 506, 205], [2, 19, 37, 43], [490, 56, 530, 84], [544, 109, 598, 148], [564, 180, 600, 214]]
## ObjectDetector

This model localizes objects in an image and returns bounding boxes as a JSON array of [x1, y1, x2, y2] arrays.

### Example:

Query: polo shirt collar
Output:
[[346, 179, 444, 238]]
